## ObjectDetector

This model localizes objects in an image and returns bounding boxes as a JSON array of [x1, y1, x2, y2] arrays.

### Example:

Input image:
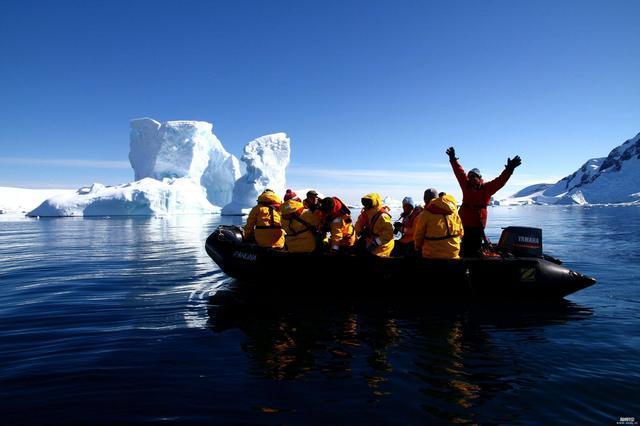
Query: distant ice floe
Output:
[[25, 118, 290, 217], [382, 196, 403, 209], [0, 187, 75, 216]]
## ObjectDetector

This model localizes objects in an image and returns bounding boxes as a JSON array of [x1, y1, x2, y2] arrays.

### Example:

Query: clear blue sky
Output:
[[1, 0, 638, 202]]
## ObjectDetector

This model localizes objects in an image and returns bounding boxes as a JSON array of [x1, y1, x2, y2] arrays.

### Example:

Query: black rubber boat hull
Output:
[[205, 226, 596, 300]]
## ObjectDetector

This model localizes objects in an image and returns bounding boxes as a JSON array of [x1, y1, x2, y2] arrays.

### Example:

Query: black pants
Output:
[[461, 227, 484, 257], [391, 241, 418, 258]]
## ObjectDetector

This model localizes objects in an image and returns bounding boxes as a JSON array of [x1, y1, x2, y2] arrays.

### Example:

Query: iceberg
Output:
[[29, 178, 219, 217], [200, 151, 242, 207], [130, 118, 213, 181], [24, 119, 290, 217], [129, 118, 241, 205], [222, 133, 291, 215]]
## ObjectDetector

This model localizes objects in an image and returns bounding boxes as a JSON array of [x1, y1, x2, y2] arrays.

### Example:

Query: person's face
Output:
[[468, 173, 481, 185], [361, 198, 374, 210], [402, 203, 412, 214], [308, 194, 318, 204]]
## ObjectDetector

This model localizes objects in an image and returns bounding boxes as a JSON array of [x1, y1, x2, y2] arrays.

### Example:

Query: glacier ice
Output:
[[28, 178, 219, 217], [222, 133, 291, 215]]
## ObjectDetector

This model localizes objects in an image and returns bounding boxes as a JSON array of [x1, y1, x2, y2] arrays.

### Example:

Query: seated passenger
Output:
[[355, 193, 394, 257], [283, 189, 301, 203], [244, 189, 285, 249], [319, 196, 356, 253], [391, 196, 423, 257], [281, 199, 322, 253], [414, 188, 464, 259], [303, 190, 321, 212]]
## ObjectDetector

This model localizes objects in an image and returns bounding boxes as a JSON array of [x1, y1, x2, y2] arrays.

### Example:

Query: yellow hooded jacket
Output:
[[244, 190, 285, 249], [281, 200, 322, 253], [355, 193, 395, 257], [414, 194, 464, 259]]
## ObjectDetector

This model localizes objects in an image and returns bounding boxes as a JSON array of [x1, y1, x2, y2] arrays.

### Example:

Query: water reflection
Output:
[[207, 288, 592, 422]]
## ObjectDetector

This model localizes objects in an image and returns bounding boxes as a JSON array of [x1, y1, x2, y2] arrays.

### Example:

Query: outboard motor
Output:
[[498, 226, 543, 257], [212, 225, 244, 244]]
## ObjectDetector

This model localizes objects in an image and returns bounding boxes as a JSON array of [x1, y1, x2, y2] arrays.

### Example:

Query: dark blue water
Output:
[[1, 206, 638, 424]]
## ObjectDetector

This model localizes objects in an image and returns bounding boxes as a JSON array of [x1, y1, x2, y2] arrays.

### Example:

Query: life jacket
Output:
[[355, 193, 395, 257], [360, 207, 391, 238], [356, 193, 390, 237], [244, 190, 285, 249], [399, 206, 423, 243], [255, 202, 282, 230], [414, 194, 463, 259], [422, 196, 463, 241], [282, 200, 311, 236], [285, 214, 316, 237]]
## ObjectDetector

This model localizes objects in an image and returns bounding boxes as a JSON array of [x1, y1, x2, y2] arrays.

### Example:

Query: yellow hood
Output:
[[258, 190, 282, 205], [362, 192, 382, 209], [427, 194, 458, 215]]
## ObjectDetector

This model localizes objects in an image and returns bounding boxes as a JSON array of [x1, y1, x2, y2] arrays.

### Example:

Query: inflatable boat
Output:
[[205, 225, 596, 300]]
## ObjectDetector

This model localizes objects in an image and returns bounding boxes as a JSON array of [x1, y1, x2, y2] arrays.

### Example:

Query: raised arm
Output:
[[446, 147, 468, 190], [484, 155, 521, 196]]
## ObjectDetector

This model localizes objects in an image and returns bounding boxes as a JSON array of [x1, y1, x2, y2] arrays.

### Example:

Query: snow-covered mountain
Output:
[[500, 132, 640, 205]]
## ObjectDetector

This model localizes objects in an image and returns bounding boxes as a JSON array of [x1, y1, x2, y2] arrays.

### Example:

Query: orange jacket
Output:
[[321, 197, 356, 250], [398, 206, 423, 244]]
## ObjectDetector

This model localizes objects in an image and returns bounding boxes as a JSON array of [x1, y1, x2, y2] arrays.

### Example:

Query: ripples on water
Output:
[[0, 206, 638, 424]]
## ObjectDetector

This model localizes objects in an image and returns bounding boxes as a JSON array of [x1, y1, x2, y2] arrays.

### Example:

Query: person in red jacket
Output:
[[446, 147, 521, 257]]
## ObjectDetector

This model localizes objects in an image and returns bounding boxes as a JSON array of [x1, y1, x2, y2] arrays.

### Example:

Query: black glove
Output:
[[506, 155, 522, 171], [393, 221, 403, 234], [446, 147, 457, 162]]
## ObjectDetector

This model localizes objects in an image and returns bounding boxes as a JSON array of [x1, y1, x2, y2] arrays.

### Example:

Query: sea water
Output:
[[0, 206, 638, 424]]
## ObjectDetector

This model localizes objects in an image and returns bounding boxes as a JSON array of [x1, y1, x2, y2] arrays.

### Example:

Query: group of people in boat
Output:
[[244, 147, 521, 259]]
